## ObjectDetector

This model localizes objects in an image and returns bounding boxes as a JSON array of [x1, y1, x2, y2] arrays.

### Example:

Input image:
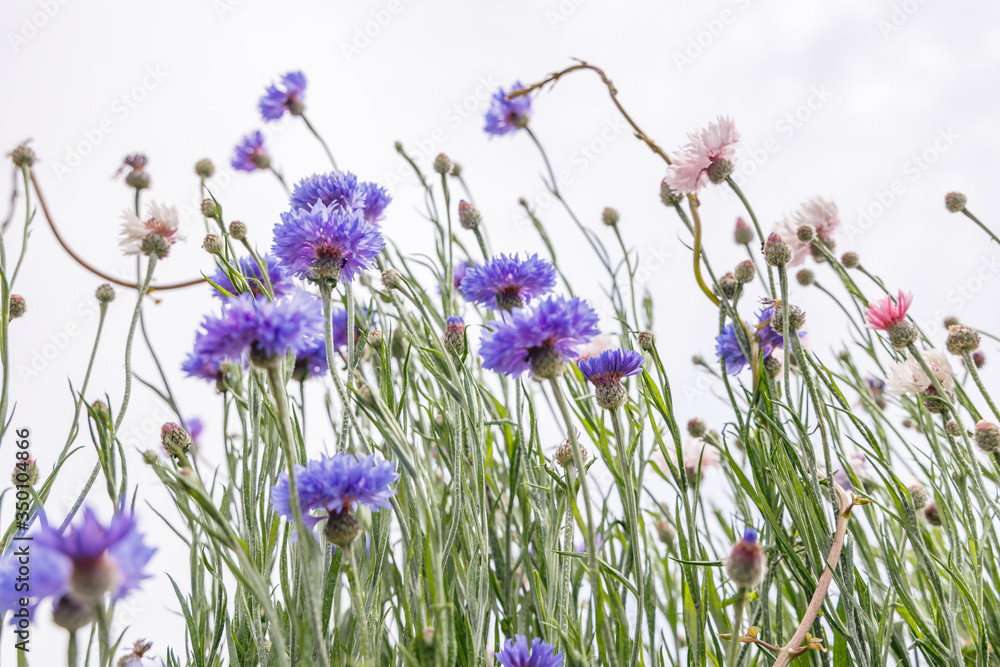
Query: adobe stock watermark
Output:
[[513, 116, 629, 233], [673, 0, 753, 72], [729, 85, 833, 188], [545, 0, 589, 31], [340, 0, 413, 62], [843, 127, 959, 242], [7, 0, 73, 53], [877, 0, 930, 40], [48, 65, 169, 181]]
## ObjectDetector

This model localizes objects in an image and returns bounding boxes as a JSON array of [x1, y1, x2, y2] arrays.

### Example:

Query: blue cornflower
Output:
[[289, 172, 392, 225], [0, 542, 70, 622], [497, 636, 564, 667], [195, 291, 326, 368], [181, 343, 226, 383], [187, 417, 203, 446], [715, 308, 798, 375], [578, 348, 644, 409], [479, 295, 600, 379], [35, 509, 155, 603], [272, 202, 385, 284], [210, 255, 294, 300], [231, 131, 270, 172], [293, 338, 328, 382], [270, 453, 399, 546], [460, 253, 556, 311], [484, 82, 533, 137], [258, 70, 307, 121]]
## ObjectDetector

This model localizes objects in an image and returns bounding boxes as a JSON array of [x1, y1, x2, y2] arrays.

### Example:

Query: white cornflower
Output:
[[119, 201, 183, 256]]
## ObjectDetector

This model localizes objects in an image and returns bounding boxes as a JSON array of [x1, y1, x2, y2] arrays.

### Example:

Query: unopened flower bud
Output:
[[715, 273, 738, 300], [229, 220, 247, 241], [725, 528, 765, 588], [707, 159, 733, 184], [324, 510, 361, 547], [200, 198, 219, 219], [91, 400, 110, 425], [458, 200, 481, 230], [763, 233, 793, 267], [161, 422, 192, 458], [637, 331, 655, 352], [923, 502, 941, 526], [763, 354, 782, 378], [601, 207, 620, 226], [553, 439, 588, 469], [840, 252, 859, 269], [656, 520, 676, 547], [908, 484, 929, 510], [943, 316, 960, 328], [12, 457, 38, 487], [367, 329, 383, 348], [195, 158, 215, 178], [734, 260, 755, 284], [8, 295, 26, 320], [444, 317, 465, 357], [734, 217, 754, 245], [202, 234, 224, 256], [432, 153, 451, 175], [394, 141, 404, 153], [9, 143, 36, 168], [974, 420, 1000, 453], [125, 170, 150, 191], [796, 269, 814, 286], [972, 349, 985, 368], [946, 324, 980, 355], [686, 418, 707, 438], [391, 328, 407, 359], [381, 269, 403, 290], [142, 450, 159, 465], [944, 192, 967, 213], [449, 162, 462, 177], [771, 304, 805, 331], [96, 283, 116, 304], [945, 419, 961, 437], [660, 179, 683, 206], [795, 224, 815, 243]]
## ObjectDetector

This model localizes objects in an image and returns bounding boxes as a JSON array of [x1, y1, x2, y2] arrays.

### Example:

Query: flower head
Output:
[[886, 350, 955, 398], [210, 255, 294, 300], [496, 636, 564, 667], [272, 202, 385, 283], [35, 509, 155, 603], [479, 295, 600, 379], [460, 253, 556, 311], [270, 453, 399, 533], [866, 291, 912, 331], [484, 82, 532, 136], [715, 308, 796, 375], [774, 197, 841, 265], [258, 70, 307, 120], [194, 291, 326, 368], [119, 201, 183, 257], [289, 171, 392, 225], [293, 337, 328, 382], [231, 131, 270, 172], [663, 116, 740, 194], [0, 542, 71, 622], [578, 348, 644, 409], [725, 528, 765, 588]]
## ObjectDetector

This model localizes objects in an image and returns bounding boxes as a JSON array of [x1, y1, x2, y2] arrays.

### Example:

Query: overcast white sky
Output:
[[3, 0, 1000, 662]]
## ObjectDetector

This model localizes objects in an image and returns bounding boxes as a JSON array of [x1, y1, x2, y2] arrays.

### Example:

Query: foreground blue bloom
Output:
[[497, 636, 564, 667], [0, 542, 71, 622], [36, 509, 155, 603], [479, 295, 600, 378], [715, 308, 797, 375], [230, 131, 270, 172], [579, 348, 644, 409], [258, 70, 307, 121], [272, 202, 385, 283], [484, 81, 532, 137], [460, 253, 556, 311], [293, 337, 328, 382], [195, 291, 326, 367], [270, 453, 399, 532], [181, 346, 225, 383], [289, 172, 392, 225], [210, 255, 294, 300]]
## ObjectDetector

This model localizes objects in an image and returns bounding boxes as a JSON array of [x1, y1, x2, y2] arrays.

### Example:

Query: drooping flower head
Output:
[[715, 308, 796, 375], [258, 70, 307, 121], [484, 82, 532, 137], [194, 291, 326, 368], [35, 509, 155, 603], [460, 253, 557, 311], [479, 295, 600, 379], [774, 196, 841, 265], [289, 171, 392, 225], [578, 348, 644, 410], [292, 337, 328, 382], [270, 453, 399, 546], [210, 255, 294, 300], [272, 202, 385, 284], [496, 636, 564, 667], [119, 201, 183, 257], [725, 528, 765, 588], [663, 116, 740, 194], [231, 130, 271, 172], [866, 291, 917, 349]]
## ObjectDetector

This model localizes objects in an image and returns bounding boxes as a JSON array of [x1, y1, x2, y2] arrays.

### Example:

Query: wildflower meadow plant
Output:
[[4, 60, 1000, 667]]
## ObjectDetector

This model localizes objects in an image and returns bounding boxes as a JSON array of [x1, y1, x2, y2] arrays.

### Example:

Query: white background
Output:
[[2, 0, 1000, 663]]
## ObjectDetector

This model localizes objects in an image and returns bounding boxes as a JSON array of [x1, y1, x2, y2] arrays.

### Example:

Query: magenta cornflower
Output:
[[479, 295, 600, 379], [258, 70, 307, 121], [230, 131, 271, 172], [866, 291, 912, 330], [272, 202, 385, 284], [663, 116, 740, 194], [460, 253, 557, 311], [578, 348, 644, 409], [484, 81, 532, 136]]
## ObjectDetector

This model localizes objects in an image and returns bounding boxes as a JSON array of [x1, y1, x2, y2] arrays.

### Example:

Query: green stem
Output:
[[726, 587, 747, 667], [726, 177, 776, 298], [301, 114, 339, 171], [113, 255, 158, 435], [346, 540, 372, 661], [961, 208, 1000, 246], [610, 407, 644, 667]]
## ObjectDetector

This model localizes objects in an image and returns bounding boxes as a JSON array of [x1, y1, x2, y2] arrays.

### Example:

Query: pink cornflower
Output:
[[866, 291, 912, 331], [774, 196, 841, 265], [663, 116, 740, 194]]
